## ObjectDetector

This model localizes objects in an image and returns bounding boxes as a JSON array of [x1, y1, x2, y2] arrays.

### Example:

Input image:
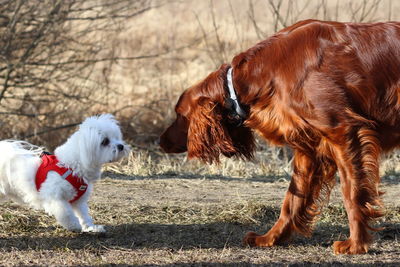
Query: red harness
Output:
[[35, 154, 88, 203]]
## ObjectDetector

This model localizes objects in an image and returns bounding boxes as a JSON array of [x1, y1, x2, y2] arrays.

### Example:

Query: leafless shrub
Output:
[[0, 0, 156, 148]]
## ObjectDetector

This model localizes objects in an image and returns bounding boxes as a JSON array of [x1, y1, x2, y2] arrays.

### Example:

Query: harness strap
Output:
[[35, 154, 87, 203]]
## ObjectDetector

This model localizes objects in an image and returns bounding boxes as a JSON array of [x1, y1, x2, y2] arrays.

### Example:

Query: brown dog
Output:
[[160, 20, 400, 254]]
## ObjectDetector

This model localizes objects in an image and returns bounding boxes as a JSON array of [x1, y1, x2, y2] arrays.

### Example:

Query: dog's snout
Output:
[[117, 144, 124, 151]]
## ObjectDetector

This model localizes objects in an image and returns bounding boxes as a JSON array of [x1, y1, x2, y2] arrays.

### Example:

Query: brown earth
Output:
[[0, 173, 399, 266]]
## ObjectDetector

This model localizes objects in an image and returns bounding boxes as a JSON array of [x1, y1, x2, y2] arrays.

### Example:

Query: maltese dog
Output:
[[0, 114, 129, 232]]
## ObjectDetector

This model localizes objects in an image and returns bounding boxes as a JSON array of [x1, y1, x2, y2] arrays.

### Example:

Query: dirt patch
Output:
[[0, 174, 399, 266]]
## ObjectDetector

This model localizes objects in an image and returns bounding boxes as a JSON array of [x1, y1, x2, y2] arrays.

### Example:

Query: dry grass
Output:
[[104, 145, 293, 179], [104, 147, 400, 184], [0, 171, 399, 266]]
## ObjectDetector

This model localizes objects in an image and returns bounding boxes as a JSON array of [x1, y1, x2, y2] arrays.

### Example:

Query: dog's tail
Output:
[[0, 140, 44, 195], [0, 140, 43, 158]]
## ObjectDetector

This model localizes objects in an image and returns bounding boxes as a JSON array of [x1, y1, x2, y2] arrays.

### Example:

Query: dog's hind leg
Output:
[[42, 200, 82, 231], [331, 127, 383, 254]]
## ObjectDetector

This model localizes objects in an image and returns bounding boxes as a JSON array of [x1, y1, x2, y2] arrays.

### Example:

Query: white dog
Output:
[[0, 114, 129, 232]]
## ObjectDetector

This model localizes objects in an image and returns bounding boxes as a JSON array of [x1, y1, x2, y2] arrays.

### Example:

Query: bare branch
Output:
[[0, 0, 157, 142], [23, 122, 80, 139]]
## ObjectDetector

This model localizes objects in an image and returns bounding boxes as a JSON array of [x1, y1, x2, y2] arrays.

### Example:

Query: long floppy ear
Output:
[[187, 97, 236, 163], [77, 126, 101, 168], [187, 96, 256, 163]]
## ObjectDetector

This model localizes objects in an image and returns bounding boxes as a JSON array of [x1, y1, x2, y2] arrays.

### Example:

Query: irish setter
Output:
[[160, 20, 400, 254]]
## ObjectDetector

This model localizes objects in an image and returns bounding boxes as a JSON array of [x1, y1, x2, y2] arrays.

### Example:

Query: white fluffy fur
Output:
[[0, 114, 129, 232]]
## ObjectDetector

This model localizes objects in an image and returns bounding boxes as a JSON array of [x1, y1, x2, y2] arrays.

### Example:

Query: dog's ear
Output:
[[187, 97, 236, 163], [187, 97, 255, 163], [77, 127, 101, 167]]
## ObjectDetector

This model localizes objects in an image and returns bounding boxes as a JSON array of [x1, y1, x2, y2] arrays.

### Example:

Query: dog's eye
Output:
[[101, 137, 110, 146]]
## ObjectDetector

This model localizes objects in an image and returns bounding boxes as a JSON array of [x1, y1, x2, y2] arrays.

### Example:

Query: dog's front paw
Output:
[[66, 225, 82, 232], [82, 224, 106, 233], [63, 221, 82, 232]]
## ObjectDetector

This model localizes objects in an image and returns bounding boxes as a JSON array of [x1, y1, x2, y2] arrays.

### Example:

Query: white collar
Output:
[[227, 67, 246, 118]]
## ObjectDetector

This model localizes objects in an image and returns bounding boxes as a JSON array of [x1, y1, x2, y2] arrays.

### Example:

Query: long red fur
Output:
[[160, 20, 400, 254]]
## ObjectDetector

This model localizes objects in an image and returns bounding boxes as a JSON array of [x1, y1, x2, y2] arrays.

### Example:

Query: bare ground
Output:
[[0, 173, 399, 266]]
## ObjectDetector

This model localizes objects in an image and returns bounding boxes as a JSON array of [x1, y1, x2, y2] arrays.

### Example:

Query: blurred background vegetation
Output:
[[1, 0, 400, 177]]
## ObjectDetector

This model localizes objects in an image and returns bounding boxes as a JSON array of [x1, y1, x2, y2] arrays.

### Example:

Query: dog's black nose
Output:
[[117, 144, 124, 151]]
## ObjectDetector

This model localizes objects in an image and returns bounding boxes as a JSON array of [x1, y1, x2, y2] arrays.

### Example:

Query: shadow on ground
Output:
[[103, 171, 400, 185], [102, 170, 291, 183], [1, 220, 398, 252]]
